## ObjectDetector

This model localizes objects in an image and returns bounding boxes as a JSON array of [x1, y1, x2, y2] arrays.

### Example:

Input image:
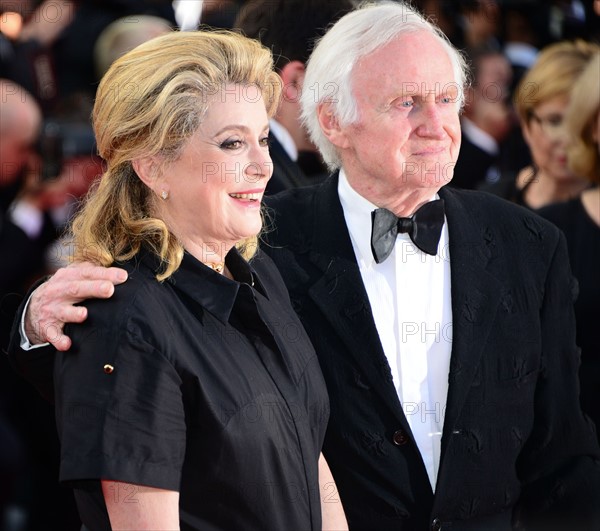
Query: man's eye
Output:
[[440, 96, 452, 104], [400, 99, 414, 108], [221, 139, 243, 150]]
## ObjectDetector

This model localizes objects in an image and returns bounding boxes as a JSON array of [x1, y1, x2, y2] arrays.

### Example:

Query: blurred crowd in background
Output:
[[0, 1, 599, 530]]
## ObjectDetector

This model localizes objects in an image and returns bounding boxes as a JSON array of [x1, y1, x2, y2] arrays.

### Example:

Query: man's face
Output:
[[331, 31, 461, 213], [0, 118, 38, 186]]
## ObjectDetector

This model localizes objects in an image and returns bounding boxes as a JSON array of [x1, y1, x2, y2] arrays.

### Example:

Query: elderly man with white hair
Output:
[[7, 2, 600, 530]]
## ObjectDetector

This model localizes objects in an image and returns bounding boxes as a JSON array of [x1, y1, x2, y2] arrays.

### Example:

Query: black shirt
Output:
[[55, 247, 329, 531], [537, 196, 600, 438]]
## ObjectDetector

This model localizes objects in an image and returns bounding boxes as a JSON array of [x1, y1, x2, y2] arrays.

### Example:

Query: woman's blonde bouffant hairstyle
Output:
[[514, 40, 600, 124], [565, 52, 600, 183], [71, 30, 281, 280]]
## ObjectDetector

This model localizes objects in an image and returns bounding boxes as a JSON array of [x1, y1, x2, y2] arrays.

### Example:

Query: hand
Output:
[[24, 261, 128, 351]]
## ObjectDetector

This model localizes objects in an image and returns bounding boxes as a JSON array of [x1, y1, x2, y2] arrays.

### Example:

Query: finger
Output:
[[64, 280, 117, 301], [66, 263, 128, 284], [50, 333, 72, 352], [56, 305, 88, 324], [36, 320, 65, 345]]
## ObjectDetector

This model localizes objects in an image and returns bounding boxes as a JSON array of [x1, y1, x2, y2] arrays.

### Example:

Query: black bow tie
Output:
[[370, 199, 445, 263]]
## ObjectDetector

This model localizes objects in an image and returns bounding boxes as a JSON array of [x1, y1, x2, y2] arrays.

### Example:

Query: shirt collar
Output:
[[461, 117, 499, 156], [504, 42, 538, 69], [338, 168, 380, 268], [142, 246, 267, 324], [337, 168, 442, 267], [269, 119, 298, 162]]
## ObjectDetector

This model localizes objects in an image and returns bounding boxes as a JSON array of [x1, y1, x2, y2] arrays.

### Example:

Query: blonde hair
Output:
[[514, 40, 600, 124], [71, 30, 281, 280], [565, 52, 600, 183]]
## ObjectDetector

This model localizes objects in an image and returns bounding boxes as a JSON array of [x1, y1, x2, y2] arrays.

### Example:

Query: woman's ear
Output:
[[132, 156, 162, 192]]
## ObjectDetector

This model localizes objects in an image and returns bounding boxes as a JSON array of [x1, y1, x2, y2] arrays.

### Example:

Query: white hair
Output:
[[300, 0, 468, 171]]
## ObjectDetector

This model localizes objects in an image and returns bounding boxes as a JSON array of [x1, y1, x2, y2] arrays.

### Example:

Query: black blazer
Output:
[[265, 133, 310, 195], [265, 133, 329, 195], [450, 132, 497, 190], [264, 174, 600, 531]]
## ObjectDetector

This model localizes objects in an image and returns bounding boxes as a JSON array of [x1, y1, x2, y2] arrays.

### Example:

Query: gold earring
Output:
[[160, 190, 169, 200]]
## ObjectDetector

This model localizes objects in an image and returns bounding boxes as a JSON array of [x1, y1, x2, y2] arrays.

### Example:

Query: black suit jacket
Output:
[[451, 132, 497, 190], [263, 174, 600, 531], [265, 133, 309, 195], [265, 133, 329, 195]]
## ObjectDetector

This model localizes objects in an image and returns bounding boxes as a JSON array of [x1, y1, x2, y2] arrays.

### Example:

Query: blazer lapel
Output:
[[438, 187, 504, 456], [305, 175, 413, 434]]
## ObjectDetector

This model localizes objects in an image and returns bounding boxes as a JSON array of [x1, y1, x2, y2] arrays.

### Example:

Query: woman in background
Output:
[[537, 52, 600, 441], [486, 40, 599, 208]]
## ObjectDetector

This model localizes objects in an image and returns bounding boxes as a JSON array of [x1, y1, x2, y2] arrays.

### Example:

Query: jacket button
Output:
[[431, 517, 442, 531], [392, 429, 409, 446]]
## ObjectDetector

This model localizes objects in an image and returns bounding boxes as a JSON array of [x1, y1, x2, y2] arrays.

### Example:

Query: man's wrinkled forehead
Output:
[[350, 33, 459, 107]]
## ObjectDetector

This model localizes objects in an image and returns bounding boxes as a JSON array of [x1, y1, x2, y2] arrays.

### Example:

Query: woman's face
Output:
[[522, 94, 577, 181], [157, 84, 272, 258]]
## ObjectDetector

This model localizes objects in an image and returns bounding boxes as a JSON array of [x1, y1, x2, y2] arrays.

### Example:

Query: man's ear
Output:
[[279, 60, 305, 103], [132, 156, 162, 192], [317, 102, 350, 149]]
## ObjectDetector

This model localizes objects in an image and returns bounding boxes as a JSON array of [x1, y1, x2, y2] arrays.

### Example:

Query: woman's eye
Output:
[[221, 139, 243, 150], [260, 136, 270, 147], [548, 116, 563, 127]]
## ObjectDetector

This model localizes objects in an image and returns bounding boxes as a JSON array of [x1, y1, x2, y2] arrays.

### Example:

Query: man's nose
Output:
[[415, 103, 446, 139]]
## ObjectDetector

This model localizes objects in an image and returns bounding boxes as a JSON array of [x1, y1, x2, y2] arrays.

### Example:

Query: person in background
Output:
[[233, 0, 354, 194], [0, 0, 176, 113], [500, 0, 549, 91], [484, 39, 599, 208], [537, 51, 600, 442], [451, 45, 513, 189], [412, 0, 466, 49], [0, 77, 42, 531], [459, 0, 501, 50], [92, 14, 173, 79], [0, 78, 87, 530], [1, 78, 46, 347]]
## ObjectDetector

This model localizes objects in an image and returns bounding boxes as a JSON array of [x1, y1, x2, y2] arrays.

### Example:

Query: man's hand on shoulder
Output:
[[25, 262, 128, 351]]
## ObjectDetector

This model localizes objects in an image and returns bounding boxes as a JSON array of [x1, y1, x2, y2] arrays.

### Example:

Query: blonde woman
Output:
[[538, 52, 600, 441], [36, 30, 345, 530], [490, 40, 599, 208]]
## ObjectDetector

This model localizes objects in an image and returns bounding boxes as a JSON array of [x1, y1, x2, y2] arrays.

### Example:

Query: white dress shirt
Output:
[[338, 169, 452, 491]]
